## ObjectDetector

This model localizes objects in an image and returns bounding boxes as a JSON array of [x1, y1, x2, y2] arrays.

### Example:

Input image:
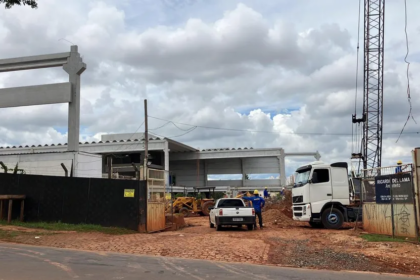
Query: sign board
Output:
[[124, 189, 135, 198], [375, 173, 413, 204]]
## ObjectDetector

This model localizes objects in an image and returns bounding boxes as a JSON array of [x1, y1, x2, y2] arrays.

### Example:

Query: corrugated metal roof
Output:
[[0, 137, 163, 150], [200, 147, 254, 151]]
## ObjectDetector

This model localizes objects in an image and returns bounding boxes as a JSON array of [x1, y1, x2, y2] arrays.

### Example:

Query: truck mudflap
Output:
[[216, 216, 255, 225]]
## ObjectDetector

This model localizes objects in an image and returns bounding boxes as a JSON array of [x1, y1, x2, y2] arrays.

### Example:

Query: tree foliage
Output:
[[1, 0, 37, 9]]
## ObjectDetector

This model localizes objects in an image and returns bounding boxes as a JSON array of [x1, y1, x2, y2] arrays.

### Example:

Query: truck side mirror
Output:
[[308, 179, 312, 184]]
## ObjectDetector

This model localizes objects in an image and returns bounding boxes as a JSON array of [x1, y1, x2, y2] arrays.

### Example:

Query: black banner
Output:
[[375, 173, 413, 204]]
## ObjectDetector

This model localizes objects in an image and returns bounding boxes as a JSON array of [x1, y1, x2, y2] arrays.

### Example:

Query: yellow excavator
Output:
[[167, 187, 216, 216], [235, 191, 253, 207]]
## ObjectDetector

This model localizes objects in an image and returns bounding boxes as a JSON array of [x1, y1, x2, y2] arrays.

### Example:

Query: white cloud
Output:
[[0, 1, 419, 176]]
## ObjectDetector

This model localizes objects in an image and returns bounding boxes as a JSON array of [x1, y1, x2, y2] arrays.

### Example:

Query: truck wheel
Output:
[[216, 225, 222, 231], [247, 224, 253, 231], [209, 218, 214, 228], [309, 222, 324, 228], [321, 208, 344, 229], [201, 201, 215, 216]]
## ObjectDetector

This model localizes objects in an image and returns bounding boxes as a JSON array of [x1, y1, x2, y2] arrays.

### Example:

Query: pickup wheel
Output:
[[321, 208, 344, 229], [247, 224, 253, 231], [209, 217, 214, 228], [216, 225, 222, 231]]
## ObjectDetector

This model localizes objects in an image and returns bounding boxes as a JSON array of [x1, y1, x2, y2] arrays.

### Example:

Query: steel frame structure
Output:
[[363, 0, 385, 170], [353, 0, 385, 170]]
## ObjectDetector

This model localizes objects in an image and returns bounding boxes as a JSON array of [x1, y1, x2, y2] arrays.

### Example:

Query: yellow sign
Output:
[[124, 189, 135, 198]]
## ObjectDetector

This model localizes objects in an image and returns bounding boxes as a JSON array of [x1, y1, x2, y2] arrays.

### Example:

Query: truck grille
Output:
[[293, 195, 303, 203], [293, 206, 303, 211]]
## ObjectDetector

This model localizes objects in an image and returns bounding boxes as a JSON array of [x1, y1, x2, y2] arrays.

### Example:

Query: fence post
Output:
[[390, 174, 395, 238], [411, 169, 419, 242]]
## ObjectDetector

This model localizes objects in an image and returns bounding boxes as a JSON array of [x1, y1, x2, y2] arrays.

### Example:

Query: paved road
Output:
[[0, 243, 418, 280]]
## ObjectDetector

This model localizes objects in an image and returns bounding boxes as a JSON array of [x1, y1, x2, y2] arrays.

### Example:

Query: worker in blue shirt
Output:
[[263, 187, 269, 198], [395, 160, 407, 173], [242, 190, 265, 229]]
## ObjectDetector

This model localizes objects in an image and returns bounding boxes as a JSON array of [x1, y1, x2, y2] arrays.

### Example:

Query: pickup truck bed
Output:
[[209, 198, 256, 231]]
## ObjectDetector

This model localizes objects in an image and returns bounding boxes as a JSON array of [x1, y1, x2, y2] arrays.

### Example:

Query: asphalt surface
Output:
[[0, 243, 418, 280]]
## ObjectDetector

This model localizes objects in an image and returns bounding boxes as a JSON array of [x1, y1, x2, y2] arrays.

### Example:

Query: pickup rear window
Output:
[[217, 199, 244, 208]]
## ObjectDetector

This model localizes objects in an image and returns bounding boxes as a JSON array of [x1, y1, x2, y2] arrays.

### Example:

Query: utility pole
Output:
[[143, 99, 148, 181]]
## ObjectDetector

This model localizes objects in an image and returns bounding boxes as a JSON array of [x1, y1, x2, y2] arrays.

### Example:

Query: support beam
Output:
[[164, 141, 169, 192], [241, 158, 245, 187], [0, 83, 71, 108], [63, 46, 86, 152], [0, 46, 86, 153], [279, 149, 287, 187], [0, 52, 70, 72]]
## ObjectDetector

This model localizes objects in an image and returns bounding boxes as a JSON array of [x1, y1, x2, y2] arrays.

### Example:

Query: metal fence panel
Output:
[[0, 173, 147, 231]]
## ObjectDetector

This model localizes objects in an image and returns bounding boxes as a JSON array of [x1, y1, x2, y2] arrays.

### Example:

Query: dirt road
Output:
[[1, 216, 419, 276]]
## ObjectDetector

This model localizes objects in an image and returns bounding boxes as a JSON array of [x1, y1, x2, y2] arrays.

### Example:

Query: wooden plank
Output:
[[147, 202, 166, 232], [0, 195, 26, 199]]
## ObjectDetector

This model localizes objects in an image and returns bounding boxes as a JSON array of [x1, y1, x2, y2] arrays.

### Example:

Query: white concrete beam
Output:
[[170, 149, 282, 160], [0, 52, 70, 72], [0, 83, 71, 108]]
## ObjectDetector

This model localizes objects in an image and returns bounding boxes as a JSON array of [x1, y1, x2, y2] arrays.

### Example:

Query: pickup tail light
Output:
[[219, 209, 223, 216], [252, 209, 255, 216]]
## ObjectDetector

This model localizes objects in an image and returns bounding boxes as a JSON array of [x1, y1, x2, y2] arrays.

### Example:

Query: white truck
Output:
[[292, 161, 362, 229], [209, 198, 256, 231]]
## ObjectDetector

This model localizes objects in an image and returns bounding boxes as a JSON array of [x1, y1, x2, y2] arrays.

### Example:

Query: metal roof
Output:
[[0, 138, 256, 153], [0, 137, 162, 149]]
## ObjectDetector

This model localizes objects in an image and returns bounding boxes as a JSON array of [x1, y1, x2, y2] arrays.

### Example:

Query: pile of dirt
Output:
[[262, 208, 297, 227], [261, 190, 297, 227]]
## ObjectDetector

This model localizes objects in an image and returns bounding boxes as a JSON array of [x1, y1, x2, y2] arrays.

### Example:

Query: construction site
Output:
[[0, 0, 420, 279]]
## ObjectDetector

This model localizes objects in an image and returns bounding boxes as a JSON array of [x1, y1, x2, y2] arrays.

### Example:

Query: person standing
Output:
[[241, 190, 265, 229], [263, 187, 269, 199], [395, 160, 407, 173]]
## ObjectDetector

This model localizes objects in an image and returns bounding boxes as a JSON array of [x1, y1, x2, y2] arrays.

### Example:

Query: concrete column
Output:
[[63, 46, 86, 152], [164, 141, 169, 192], [278, 149, 286, 187], [240, 158, 245, 187], [203, 160, 208, 186]]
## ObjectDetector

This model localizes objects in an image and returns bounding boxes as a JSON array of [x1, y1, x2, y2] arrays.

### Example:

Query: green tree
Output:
[[245, 174, 249, 180], [1, 0, 37, 9]]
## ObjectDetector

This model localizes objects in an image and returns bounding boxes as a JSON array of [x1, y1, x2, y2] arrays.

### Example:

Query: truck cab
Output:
[[292, 161, 362, 229]]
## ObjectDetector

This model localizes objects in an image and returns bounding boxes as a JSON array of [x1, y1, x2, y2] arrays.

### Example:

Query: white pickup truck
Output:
[[209, 198, 256, 231]]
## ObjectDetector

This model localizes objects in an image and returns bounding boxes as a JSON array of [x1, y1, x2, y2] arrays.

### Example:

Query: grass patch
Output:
[[361, 233, 420, 243], [0, 220, 136, 235]]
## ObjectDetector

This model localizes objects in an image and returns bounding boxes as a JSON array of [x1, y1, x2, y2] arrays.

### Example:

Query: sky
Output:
[[0, 0, 419, 177]]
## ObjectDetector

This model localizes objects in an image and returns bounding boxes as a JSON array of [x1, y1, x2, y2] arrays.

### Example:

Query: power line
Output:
[[148, 115, 420, 137], [396, 0, 417, 143]]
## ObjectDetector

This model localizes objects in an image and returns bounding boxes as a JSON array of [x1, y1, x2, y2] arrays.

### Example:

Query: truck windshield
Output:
[[294, 169, 311, 188]]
